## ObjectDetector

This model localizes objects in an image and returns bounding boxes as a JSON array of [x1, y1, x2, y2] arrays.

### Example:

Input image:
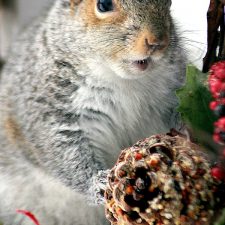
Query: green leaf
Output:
[[176, 65, 216, 135], [214, 208, 225, 225]]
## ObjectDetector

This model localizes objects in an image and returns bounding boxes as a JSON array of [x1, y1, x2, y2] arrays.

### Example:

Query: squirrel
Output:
[[0, 0, 186, 224]]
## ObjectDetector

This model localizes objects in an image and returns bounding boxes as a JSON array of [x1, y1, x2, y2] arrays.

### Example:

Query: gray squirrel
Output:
[[0, 0, 186, 224]]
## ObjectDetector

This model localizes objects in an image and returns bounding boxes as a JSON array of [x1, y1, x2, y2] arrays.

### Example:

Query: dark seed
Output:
[[135, 167, 147, 177], [172, 170, 177, 176], [124, 195, 149, 212], [219, 91, 225, 98], [174, 180, 182, 192], [196, 168, 206, 176], [105, 189, 113, 200], [214, 105, 225, 117], [167, 160, 173, 167], [161, 157, 173, 167], [100, 189, 105, 197], [124, 195, 138, 207], [127, 211, 140, 220], [133, 191, 144, 201], [146, 188, 160, 201], [128, 179, 136, 186], [219, 131, 225, 142], [106, 210, 117, 223], [180, 203, 188, 215], [149, 146, 174, 160], [214, 182, 225, 206]]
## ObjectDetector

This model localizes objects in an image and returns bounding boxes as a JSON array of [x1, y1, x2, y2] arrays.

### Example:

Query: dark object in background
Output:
[[0, 0, 17, 9], [0, 59, 4, 71], [0, 0, 17, 65], [203, 0, 225, 73]]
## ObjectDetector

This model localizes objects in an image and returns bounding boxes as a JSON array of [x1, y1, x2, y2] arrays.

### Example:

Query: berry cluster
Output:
[[208, 61, 225, 182]]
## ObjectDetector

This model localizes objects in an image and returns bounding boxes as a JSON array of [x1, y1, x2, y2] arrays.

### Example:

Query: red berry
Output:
[[214, 125, 221, 132], [213, 133, 221, 143], [208, 74, 217, 83], [215, 117, 225, 130], [211, 61, 225, 71], [221, 83, 225, 92], [209, 80, 222, 95], [216, 68, 225, 80], [220, 98, 225, 105], [135, 153, 143, 160], [211, 166, 225, 181], [213, 93, 221, 99], [209, 101, 218, 110], [210, 61, 225, 80]]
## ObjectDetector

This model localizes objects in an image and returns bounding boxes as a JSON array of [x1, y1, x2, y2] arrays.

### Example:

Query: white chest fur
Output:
[[69, 57, 182, 167]]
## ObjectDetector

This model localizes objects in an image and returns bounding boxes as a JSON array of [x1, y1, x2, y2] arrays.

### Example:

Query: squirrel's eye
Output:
[[97, 0, 114, 12]]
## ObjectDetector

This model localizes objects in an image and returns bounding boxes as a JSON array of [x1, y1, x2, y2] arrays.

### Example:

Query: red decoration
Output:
[[16, 209, 41, 225]]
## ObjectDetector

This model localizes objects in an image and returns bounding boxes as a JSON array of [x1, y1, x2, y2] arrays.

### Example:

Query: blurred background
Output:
[[0, 0, 210, 70]]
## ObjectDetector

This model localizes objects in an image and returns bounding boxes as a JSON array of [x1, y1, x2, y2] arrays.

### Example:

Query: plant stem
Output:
[[203, 0, 225, 72]]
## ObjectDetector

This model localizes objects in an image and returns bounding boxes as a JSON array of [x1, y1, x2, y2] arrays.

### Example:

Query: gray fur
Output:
[[0, 0, 186, 224]]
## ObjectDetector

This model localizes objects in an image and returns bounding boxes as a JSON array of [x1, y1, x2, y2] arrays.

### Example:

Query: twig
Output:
[[203, 0, 224, 72]]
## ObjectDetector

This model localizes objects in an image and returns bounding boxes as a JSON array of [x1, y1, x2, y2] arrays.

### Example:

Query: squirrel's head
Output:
[[51, 0, 174, 79]]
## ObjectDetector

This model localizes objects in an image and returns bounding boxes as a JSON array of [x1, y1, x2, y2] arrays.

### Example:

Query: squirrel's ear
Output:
[[70, 0, 82, 11], [70, 0, 82, 7], [61, 0, 82, 8]]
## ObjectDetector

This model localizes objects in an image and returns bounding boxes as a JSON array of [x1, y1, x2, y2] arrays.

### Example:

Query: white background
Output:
[[172, 0, 210, 69]]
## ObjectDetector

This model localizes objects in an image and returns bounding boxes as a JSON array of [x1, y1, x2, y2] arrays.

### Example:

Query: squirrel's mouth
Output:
[[132, 58, 150, 71]]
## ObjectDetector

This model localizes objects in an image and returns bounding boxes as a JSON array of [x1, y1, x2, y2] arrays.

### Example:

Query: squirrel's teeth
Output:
[[137, 60, 147, 65], [134, 59, 149, 71]]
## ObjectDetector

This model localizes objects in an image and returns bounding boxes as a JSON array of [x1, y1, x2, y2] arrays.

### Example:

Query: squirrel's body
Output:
[[0, 0, 186, 224]]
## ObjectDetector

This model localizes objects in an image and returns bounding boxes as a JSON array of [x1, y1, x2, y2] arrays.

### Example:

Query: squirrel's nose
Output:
[[145, 38, 166, 52], [132, 28, 169, 56], [132, 28, 168, 56]]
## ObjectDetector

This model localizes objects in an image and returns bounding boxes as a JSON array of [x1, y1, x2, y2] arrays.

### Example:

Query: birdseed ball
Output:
[[105, 133, 220, 225]]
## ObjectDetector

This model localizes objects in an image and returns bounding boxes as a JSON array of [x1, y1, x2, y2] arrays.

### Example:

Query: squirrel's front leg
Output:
[[39, 122, 112, 204], [25, 86, 119, 204]]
